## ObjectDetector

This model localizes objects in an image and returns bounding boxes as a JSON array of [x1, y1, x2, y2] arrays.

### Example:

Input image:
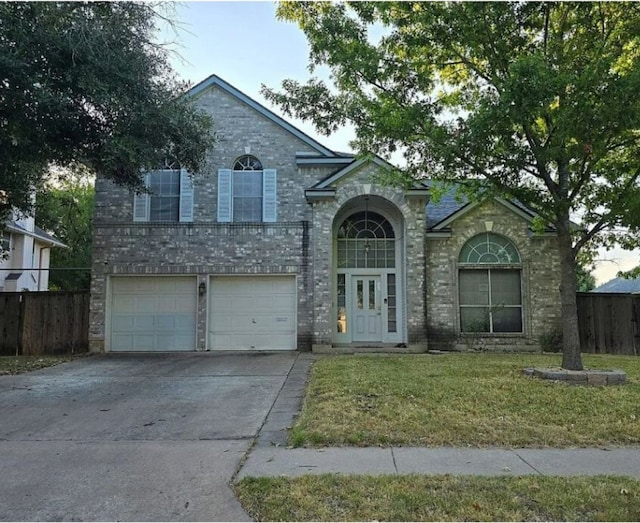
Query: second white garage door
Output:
[[209, 276, 296, 350]]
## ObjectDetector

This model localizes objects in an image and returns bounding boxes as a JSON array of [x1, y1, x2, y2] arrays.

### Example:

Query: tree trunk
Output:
[[556, 221, 583, 370]]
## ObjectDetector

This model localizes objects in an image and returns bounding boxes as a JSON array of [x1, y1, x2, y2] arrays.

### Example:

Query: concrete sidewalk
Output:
[[239, 353, 640, 481], [239, 446, 640, 479]]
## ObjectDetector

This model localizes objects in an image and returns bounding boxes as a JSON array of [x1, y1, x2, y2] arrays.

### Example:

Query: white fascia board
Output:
[[185, 74, 335, 156], [305, 189, 336, 202], [431, 197, 543, 231], [314, 157, 397, 189], [430, 201, 479, 230], [494, 197, 537, 222], [6, 224, 66, 248], [426, 231, 452, 239], [297, 157, 355, 166], [405, 188, 430, 198]]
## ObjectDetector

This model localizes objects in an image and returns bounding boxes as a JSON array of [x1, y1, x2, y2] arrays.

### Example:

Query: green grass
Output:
[[290, 354, 640, 447], [0, 355, 77, 375], [235, 474, 640, 522]]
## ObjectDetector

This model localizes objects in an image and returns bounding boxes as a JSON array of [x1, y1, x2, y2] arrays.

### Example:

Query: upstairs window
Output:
[[458, 233, 523, 333], [233, 155, 263, 222], [133, 168, 194, 223], [217, 155, 277, 223]]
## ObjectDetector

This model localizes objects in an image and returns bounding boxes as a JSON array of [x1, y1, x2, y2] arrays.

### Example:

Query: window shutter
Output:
[[262, 168, 277, 223], [217, 169, 232, 222], [179, 168, 194, 222], [133, 173, 150, 222]]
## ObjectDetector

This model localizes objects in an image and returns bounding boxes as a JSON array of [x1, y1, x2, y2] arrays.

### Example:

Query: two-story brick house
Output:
[[89, 74, 561, 353]]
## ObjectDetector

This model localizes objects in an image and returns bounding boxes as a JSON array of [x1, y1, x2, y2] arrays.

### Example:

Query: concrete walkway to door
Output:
[[0, 351, 301, 522]]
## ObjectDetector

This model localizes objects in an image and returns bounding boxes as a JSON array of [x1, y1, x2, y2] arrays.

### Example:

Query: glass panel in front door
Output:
[[352, 276, 382, 342]]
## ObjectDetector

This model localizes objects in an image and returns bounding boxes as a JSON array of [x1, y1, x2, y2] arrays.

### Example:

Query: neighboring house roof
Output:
[[186, 74, 338, 157], [592, 276, 640, 294], [5, 221, 66, 248]]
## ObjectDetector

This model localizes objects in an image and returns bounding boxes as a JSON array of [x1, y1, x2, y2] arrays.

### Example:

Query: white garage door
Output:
[[209, 276, 296, 350], [109, 276, 197, 352]]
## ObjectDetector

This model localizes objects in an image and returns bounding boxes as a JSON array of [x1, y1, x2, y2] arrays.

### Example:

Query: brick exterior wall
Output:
[[90, 78, 561, 354], [425, 200, 562, 352], [90, 84, 335, 351], [308, 163, 428, 350]]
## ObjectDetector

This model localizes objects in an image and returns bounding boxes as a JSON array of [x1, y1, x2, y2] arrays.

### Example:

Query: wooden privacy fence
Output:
[[577, 292, 640, 355], [0, 291, 89, 356]]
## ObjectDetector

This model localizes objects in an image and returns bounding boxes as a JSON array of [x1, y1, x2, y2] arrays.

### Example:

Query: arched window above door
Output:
[[337, 211, 395, 268], [337, 211, 395, 239]]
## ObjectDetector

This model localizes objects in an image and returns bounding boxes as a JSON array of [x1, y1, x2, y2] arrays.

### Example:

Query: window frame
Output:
[[133, 168, 193, 223], [336, 211, 396, 269], [148, 169, 181, 222], [217, 156, 277, 223], [458, 233, 524, 334], [232, 155, 264, 223]]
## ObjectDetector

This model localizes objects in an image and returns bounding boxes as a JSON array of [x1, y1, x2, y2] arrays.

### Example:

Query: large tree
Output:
[[264, 1, 640, 370], [0, 2, 214, 221]]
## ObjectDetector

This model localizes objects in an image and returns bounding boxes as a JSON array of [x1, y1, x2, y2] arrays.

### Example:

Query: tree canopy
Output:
[[36, 170, 94, 291], [264, 1, 640, 370], [0, 2, 214, 220]]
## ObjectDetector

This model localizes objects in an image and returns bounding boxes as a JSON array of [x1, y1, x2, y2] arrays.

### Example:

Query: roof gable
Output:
[[304, 156, 429, 202], [310, 156, 428, 191], [187, 74, 336, 157], [426, 182, 549, 232], [5, 221, 66, 248]]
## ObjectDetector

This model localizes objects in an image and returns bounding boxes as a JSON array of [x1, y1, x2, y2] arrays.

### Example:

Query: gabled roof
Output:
[[304, 156, 429, 201], [5, 221, 66, 248], [425, 181, 551, 232], [186, 74, 337, 157], [592, 276, 640, 294]]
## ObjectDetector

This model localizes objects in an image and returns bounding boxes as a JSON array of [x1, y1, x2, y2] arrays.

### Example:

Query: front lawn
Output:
[[235, 474, 640, 522], [0, 355, 76, 375], [291, 354, 640, 447]]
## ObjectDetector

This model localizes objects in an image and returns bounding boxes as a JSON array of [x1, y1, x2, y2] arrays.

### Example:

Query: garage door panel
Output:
[[109, 277, 196, 352], [213, 295, 295, 315], [209, 276, 296, 350], [111, 315, 134, 331]]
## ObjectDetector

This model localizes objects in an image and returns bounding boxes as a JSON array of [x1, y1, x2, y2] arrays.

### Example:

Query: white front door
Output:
[[352, 275, 382, 342]]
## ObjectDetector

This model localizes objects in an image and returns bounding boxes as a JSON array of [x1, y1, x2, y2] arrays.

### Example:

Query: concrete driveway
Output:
[[0, 352, 299, 522]]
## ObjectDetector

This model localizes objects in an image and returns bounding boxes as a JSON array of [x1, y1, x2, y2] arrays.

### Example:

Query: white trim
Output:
[[5, 223, 66, 248], [431, 197, 542, 231], [296, 157, 354, 166]]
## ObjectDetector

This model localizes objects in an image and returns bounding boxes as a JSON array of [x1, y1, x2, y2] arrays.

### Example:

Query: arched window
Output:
[[232, 155, 263, 221], [233, 155, 263, 171], [337, 211, 395, 268], [458, 233, 522, 333]]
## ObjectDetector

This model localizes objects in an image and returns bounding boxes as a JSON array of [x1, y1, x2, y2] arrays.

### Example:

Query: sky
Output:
[[161, 1, 638, 285]]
